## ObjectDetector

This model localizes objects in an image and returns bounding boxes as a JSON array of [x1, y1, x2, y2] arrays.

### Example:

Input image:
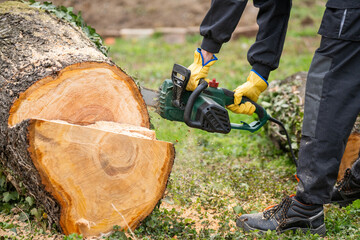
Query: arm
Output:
[[190, 0, 247, 91], [200, 0, 292, 79], [200, 0, 248, 54], [249, 0, 292, 79]]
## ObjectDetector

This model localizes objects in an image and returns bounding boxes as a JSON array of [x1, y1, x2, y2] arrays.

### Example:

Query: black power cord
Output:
[[268, 117, 298, 168]]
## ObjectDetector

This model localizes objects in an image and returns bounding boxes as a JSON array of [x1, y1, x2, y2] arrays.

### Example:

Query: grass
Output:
[[1, 0, 359, 239], [105, 0, 359, 238]]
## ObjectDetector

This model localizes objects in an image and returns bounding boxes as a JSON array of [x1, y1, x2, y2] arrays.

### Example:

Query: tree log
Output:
[[261, 72, 360, 181], [0, 1, 174, 236]]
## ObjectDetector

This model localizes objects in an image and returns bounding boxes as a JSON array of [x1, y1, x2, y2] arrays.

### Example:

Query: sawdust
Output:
[[0, 213, 107, 239], [160, 201, 238, 233], [0, 203, 234, 238], [0, 213, 62, 239], [161, 201, 219, 232]]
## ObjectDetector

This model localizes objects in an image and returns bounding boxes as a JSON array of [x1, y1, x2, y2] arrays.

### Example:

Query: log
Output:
[[339, 133, 360, 181], [0, 1, 174, 237], [261, 72, 360, 181]]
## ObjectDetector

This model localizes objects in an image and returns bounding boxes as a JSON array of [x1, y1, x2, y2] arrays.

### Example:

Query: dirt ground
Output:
[[31, 0, 257, 36]]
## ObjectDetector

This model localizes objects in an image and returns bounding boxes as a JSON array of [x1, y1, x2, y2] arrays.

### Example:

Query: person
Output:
[[186, 0, 360, 236]]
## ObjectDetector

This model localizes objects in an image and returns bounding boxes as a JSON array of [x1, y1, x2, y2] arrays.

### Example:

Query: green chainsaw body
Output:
[[157, 75, 270, 134], [148, 64, 298, 166]]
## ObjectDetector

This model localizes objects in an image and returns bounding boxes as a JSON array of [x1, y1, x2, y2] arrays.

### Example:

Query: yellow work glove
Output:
[[186, 48, 218, 91], [226, 70, 268, 115]]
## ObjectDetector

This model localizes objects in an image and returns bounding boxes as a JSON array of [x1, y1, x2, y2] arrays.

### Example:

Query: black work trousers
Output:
[[296, 36, 360, 204]]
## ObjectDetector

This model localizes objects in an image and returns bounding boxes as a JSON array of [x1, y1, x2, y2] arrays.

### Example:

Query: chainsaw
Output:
[[140, 64, 297, 166]]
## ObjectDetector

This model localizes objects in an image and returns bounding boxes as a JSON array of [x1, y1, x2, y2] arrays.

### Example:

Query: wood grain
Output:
[[9, 63, 149, 128], [28, 119, 174, 236]]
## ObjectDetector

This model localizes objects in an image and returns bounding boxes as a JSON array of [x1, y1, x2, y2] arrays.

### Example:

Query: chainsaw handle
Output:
[[221, 88, 269, 132], [183, 79, 208, 129], [171, 64, 191, 109], [222, 88, 266, 119]]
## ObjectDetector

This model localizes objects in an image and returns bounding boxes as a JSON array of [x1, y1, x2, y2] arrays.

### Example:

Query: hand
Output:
[[226, 70, 268, 115], [186, 48, 217, 91]]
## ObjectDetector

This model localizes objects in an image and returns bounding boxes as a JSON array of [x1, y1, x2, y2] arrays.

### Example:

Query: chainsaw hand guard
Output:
[[184, 80, 231, 133]]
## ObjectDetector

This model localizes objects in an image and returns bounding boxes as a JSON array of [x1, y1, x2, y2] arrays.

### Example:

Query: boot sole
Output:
[[239, 221, 326, 237]]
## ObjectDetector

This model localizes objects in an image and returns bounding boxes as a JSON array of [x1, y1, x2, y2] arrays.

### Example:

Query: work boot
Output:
[[331, 159, 360, 207], [236, 195, 326, 236]]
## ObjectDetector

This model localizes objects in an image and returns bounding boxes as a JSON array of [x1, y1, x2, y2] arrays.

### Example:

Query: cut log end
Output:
[[26, 119, 174, 236], [8, 62, 149, 128]]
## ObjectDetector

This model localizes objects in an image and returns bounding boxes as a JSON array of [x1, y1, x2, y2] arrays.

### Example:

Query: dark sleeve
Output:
[[200, 0, 292, 80], [249, 0, 292, 79], [200, 0, 248, 54]]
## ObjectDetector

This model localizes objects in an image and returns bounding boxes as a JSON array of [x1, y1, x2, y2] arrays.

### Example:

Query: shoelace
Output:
[[338, 168, 352, 191], [263, 195, 293, 220]]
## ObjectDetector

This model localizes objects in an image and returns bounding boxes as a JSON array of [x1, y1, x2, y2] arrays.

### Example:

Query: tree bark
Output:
[[261, 72, 359, 181], [0, 1, 174, 236]]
